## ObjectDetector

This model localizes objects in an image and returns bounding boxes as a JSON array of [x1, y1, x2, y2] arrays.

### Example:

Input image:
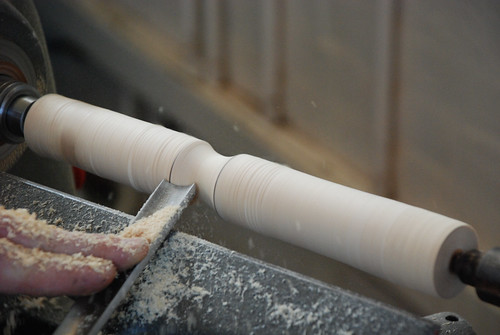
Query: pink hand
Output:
[[0, 206, 149, 296]]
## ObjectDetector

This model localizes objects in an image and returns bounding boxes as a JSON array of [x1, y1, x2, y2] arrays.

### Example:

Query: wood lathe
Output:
[[0, 1, 498, 333], [0, 77, 499, 304]]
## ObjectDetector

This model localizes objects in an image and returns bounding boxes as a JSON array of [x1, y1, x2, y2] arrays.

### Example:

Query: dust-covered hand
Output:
[[0, 206, 149, 296]]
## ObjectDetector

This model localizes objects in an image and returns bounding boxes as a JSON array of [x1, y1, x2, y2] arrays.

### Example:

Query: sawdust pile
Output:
[[0, 237, 113, 273], [119, 205, 179, 243], [0, 206, 56, 241], [0, 206, 114, 274]]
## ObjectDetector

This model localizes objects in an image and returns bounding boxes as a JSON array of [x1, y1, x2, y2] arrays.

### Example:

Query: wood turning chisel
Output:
[[53, 180, 196, 335]]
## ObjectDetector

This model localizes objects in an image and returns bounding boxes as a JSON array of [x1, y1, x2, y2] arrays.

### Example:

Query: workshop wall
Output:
[[285, 1, 383, 189], [397, 1, 500, 250]]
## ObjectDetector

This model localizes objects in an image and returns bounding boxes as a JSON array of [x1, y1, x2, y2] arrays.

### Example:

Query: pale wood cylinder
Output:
[[24, 94, 478, 297]]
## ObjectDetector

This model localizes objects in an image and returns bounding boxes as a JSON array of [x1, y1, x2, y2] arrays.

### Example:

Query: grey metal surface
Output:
[[424, 312, 476, 335], [0, 172, 440, 334]]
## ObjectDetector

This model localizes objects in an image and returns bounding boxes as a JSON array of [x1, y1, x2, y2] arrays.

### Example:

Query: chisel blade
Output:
[[53, 180, 196, 335]]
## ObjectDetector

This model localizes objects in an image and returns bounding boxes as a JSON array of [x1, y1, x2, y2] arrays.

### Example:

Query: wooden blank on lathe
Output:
[[25, 94, 478, 298]]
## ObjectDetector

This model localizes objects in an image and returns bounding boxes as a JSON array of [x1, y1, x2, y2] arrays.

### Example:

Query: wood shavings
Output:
[[119, 205, 179, 243], [0, 238, 113, 274], [0, 205, 149, 271], [0, 205, 47, 240]]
